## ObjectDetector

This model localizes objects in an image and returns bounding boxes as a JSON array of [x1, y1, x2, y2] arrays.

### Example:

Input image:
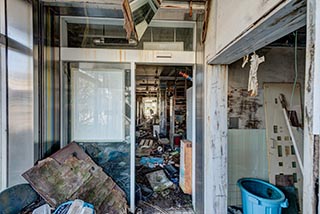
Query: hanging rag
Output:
[[248, 53, 265, 96], [242, 55, 249, 68]]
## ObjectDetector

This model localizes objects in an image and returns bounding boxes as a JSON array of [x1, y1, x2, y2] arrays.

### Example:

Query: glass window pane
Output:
[[6, 0, 34, 187], [7, 49, 34, 186], [152, 27, 174, 42], [7, 0, 33, 48], [0, 0, 4, 34], [71, 68, 125, 141], [176, 28, 194, 51], [0, 45, 5, 190]]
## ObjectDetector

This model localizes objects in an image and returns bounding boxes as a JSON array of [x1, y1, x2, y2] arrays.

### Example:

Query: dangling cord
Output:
[[290, 31, 298, 108]]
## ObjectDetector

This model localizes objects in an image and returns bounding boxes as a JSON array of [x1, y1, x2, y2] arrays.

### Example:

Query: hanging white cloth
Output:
[[248, 53, 265, 96]]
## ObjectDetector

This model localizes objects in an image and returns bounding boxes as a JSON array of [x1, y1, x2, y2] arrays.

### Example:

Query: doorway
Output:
[[61, 61, 135, 209], [135, 65, 194, 213]]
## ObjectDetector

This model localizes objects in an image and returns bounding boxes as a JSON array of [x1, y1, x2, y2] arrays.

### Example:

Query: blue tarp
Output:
[[140, 157, 164, 168], [78, 142, 131, 201]]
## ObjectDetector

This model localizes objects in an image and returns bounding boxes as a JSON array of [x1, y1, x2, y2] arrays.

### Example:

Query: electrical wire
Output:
[[290, 31, 298, 108]]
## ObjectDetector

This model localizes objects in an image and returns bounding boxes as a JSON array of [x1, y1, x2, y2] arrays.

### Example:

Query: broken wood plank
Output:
[[22, 142, 128, 213], [122, 0, 137, 40]]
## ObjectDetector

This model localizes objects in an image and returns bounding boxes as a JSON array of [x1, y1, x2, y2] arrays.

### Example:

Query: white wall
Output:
[[215, 0, 283, 54], [205, 0, 284, 60]]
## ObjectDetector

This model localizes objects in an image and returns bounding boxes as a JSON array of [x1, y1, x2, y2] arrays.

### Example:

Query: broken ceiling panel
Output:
[[123, 0, 137, 40], [129, 0, 161, 40], [22, 142, 128, 213]]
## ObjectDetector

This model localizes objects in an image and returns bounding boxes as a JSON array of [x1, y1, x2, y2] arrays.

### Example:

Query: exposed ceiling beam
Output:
[[41, 0, 121, 4], [161, 0, 205, 10], [136, 76, 184, 80], [41, 0, 205, 11], [41, 1, 122, 10]]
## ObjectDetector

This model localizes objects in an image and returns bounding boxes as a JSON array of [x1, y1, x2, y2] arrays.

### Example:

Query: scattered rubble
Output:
[[146, 170, 174, 192], [135, 135, 193, 213], [228, 206, 243, 214]]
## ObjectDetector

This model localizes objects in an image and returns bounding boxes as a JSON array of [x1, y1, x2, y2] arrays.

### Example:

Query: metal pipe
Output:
[[282, 108, 304, 176]]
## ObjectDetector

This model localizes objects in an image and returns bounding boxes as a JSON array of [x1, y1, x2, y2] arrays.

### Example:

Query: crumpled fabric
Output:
[[248, 53, 265, 97]]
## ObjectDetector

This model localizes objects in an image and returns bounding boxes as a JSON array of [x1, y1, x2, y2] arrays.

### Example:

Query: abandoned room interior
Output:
[[0, 0, 319, 214]]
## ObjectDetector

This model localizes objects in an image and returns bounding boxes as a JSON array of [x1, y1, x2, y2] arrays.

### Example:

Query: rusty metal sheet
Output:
[[22, 142, 127, 213]]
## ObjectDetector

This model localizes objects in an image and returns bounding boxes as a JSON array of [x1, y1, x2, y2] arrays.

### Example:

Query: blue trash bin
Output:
[[237, 178, 288, 214]]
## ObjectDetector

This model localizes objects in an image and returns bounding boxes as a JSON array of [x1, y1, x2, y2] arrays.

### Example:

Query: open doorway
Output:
[[135, 65, 194, 213], [227, 27, 306, 214]]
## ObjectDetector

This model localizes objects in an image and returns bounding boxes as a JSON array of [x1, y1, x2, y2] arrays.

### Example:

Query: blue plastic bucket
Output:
[[237, 178, 288, 214]]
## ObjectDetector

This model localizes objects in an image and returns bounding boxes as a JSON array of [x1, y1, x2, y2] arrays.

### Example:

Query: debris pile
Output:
[[135, 136, 193, 213], [78, 142, 131, 200], [22, 142, 128, 214], [0, 137, 192, 213]]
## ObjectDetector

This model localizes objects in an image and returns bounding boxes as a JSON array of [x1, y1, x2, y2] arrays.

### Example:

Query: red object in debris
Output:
[[174, 135, 181, 147]]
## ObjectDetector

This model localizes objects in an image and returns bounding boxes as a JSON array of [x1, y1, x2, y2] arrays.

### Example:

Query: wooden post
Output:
[[303, 0, 320, 213], [204, 65, 228, 214]]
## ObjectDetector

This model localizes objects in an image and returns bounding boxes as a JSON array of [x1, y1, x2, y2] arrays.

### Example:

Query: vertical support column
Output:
[[204, 64, 228, 214], [0, 0, 7, 190], [59, 16, 64, 148], [192, 65, 196, 209], [304, 0, 320, 213], [159, 88, 167, 136], [130, 62, 136, 213]]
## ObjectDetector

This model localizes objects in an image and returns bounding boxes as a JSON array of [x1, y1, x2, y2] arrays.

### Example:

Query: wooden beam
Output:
[[303, 0, 320, 213], [41, 0, 206, 10], [204, 65, 228, 214], [161, 0, 205, 10], [41, 0, 121, 4], [208, 0, 306, 64]]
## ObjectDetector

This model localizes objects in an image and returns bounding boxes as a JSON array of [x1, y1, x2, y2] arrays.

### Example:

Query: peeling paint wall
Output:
[[228, 89, 264, 129], [228, 47, 306, 129]]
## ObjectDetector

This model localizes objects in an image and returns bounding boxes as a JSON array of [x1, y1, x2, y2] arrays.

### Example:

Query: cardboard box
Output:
[[179, 140, 192, 194]]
